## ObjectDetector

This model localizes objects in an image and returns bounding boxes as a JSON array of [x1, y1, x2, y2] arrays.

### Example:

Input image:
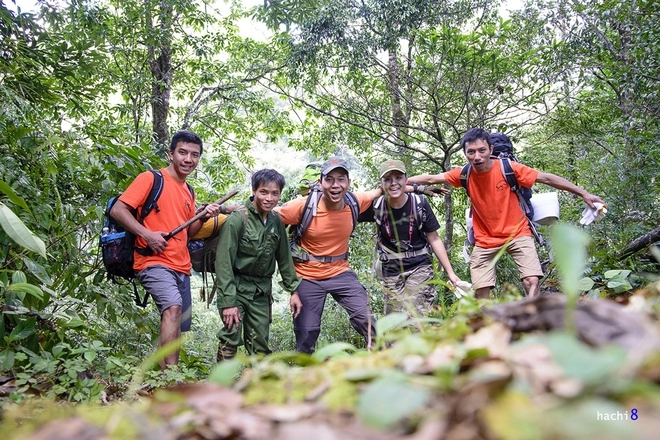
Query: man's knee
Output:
[[522, 276, 540, 296], [162, 305, 182, 321]]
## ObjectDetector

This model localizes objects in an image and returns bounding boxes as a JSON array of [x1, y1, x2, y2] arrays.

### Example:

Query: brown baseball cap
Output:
[[379, 159, 407, 178], [321, 156, 350, 176]]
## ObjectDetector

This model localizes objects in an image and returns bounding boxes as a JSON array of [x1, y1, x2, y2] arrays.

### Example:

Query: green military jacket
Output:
[[215, 199, 301, 310]]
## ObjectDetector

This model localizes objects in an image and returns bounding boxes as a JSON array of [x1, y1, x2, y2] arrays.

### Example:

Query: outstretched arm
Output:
[[363, 186, 384, 201], [407, 173, 449, 185], [536, 172, 605, 209], [426, 230, 460, 287]]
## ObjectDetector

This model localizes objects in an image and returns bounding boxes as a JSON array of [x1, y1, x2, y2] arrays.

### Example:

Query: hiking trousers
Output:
[[216, 291, 271, 357], [294, 270, 376, 353], [380, 263, 436, 316]]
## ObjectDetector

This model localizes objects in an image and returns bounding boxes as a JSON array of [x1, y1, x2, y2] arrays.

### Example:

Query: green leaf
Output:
[[139, 339, 181, 373], [376, 312, 409, 337], [587, 288, 602, 299], [538, 333, 626, 386], [22, 257, 53, 285], [0, 180, 31, 214], [59, 318, 85, 329], [606, 276, 633, 293], [11, 271, 27, 284], [650, 245, 660, 263], [344, 368, 384, 382], [0, 349, 15, 371], [604, 270, 631, 279], [0, 202, 47, 258], [8, 319, 36, 343], [208, 359, 244, 386], [550, 224, 590, 298], [577, 277, 595, 292], [312, 342, 357, 361], [357, 377, 430, 429], [84, 350, 96, 363], [7, 282, 44, 300]]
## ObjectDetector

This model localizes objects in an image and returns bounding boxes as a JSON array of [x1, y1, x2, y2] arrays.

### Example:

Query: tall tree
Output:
[[257, 0, 560, 248], [517, 0, 659, 265]]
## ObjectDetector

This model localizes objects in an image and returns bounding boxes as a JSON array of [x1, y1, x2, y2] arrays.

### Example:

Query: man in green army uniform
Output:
[[214, 169, 302, 360]]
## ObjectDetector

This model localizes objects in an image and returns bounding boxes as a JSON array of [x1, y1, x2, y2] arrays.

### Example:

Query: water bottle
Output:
[[102, 227, 109, 237]]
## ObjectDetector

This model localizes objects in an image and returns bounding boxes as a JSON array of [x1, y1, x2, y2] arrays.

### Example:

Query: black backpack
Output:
[[100, 170, 194, 307], [289, 184, 360, 263], [460, 133, 544, 247]]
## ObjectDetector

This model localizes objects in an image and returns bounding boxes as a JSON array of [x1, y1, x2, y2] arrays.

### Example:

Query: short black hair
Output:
[[170, 130, 203, 154], [460, 128, 491, 152], [252, 169, 286, 191]]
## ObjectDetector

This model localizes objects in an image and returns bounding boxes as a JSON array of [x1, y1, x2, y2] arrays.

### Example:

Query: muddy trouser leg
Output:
[[293, 278, 328, 353], [329, 270, 376, 349]]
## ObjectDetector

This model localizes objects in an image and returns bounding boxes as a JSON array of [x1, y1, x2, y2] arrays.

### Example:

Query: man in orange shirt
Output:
[[409, 128, 605, 299], [278, 157, 383, 353], [110, 130, 220, 367]]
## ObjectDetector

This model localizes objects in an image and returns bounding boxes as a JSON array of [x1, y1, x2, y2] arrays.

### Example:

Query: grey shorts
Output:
[[136, 265, 192, 332]]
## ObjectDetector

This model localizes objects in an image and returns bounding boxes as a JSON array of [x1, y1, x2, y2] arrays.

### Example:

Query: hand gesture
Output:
[[222, 307, 241, 330], [290, 292, 303, 319]]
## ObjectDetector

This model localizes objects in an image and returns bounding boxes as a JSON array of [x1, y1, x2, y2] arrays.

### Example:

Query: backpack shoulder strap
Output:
[[373, 195, 385, 226], [460, 164, 471, 197], [295, 189, 321, 241], [411, 193, 425, 230], [138, 170, 165, 222], [499, 158, 519, 192], [344, 191, 359, 231]]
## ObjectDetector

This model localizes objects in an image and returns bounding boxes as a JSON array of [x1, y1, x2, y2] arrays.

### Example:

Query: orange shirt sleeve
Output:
[[444, 167, 463, 188]]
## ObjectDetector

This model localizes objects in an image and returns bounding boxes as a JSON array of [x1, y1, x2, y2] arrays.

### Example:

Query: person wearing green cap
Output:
[[371, 159, 462, 316]]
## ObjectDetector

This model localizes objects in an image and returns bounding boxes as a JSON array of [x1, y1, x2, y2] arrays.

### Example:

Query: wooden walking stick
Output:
[[163, 189, 240, 241]]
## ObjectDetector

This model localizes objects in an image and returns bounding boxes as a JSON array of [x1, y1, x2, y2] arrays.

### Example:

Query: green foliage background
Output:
[[0, 0, 657, 407]]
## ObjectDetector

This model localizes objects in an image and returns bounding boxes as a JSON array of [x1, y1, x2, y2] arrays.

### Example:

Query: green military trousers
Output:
[[217, 291, 271, 358]]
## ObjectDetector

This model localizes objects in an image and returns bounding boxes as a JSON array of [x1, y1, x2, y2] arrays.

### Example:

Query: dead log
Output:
[[619, 226, 660, 259], [482, 294, 660, 357]]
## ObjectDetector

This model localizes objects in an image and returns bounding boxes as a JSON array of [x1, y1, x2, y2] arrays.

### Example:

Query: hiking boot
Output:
[[217, 343, 237, 362]]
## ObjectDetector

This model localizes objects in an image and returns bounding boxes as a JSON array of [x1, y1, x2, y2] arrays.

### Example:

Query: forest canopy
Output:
[[0, 0, 658, 434]]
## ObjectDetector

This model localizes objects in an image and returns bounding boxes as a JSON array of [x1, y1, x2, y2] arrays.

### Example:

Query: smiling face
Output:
[[168, 141, 201, 180], [252, 181, 281, 216], [464, 138, 494, 173], [381, 170, 407, 200], [321, 169, 350, 206]]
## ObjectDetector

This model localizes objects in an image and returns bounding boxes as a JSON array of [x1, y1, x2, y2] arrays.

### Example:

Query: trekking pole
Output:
[[163, 189, 240, 240]]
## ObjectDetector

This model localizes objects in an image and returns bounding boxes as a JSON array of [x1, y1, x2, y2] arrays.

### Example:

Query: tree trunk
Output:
[[387, 48, 406, 146], [149, 0, 174, 149]]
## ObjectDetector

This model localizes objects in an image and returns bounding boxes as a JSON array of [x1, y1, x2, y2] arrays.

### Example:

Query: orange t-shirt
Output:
[[118, 169, 196, 274], [279, 192, 374, 280], [445, 160, 539, 248]]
